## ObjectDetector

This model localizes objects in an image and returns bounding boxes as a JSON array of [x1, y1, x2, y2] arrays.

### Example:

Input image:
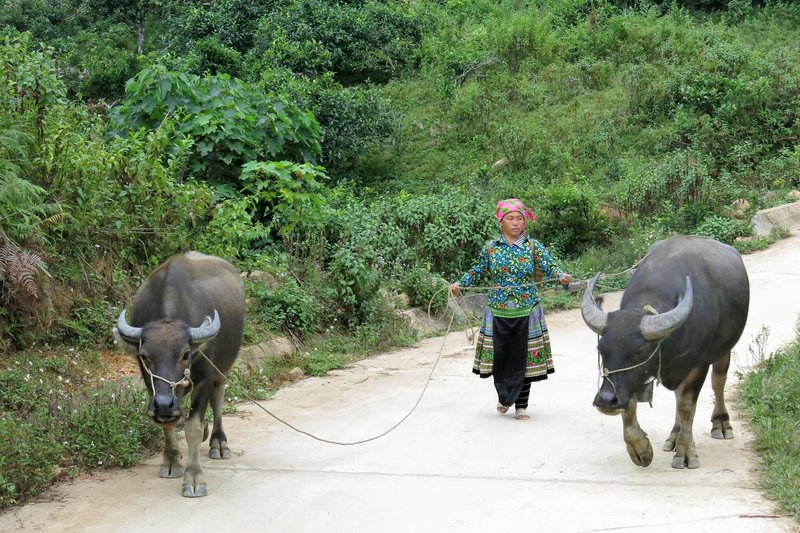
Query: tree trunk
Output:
[[137, 20, 145, 55]]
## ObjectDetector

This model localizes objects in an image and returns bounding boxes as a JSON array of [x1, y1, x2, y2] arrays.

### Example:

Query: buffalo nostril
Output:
[[153, 394, 178, 417], [594, 389, 618, 409]]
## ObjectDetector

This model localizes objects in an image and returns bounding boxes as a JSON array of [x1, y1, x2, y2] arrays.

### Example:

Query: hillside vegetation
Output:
[[1, 0, 799, 511]]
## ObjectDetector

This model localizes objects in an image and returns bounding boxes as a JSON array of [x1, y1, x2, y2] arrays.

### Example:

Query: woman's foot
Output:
[[515, 408, 530, 420], [496, 402, 510, 414]]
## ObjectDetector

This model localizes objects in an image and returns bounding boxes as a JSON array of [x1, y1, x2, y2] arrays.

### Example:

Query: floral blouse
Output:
[[458, 233, 564, 316]]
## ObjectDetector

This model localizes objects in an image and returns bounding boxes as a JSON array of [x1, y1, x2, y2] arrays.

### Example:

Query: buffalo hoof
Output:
[[159, 465, 184, 478], [663, 436, 677, 452], [626, 438, 653, 467], [711, 422, 734, 440], [182, 482, 208, 498], [209, 447, 231, 460], [209, 437, 231, 460], [671, 453, 700, 469]]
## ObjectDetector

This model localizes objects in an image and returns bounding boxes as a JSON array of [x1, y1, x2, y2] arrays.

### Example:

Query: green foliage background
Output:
[[1, 0, 800, 511]]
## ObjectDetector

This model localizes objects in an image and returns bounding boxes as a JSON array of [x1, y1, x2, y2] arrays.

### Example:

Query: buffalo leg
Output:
[[622, 399, 653, 467], [671, 367, 707, 469], [209, 378, 231, 460], [663, 388, 683, 452], [159, 426, 184, 478], [181, 414, 207, 498], [710, 351, 734, 440]]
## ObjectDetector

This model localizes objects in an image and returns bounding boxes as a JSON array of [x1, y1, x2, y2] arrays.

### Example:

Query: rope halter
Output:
[[138, 343, 194, 400], [596, 337, 663, 403]]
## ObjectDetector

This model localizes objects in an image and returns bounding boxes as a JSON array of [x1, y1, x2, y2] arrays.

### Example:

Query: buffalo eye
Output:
[[181, 350, 192, 362]]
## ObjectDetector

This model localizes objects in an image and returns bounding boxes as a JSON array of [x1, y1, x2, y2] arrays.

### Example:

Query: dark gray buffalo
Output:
[[581, 236, 749, 469], [113, 252, 245, 496]]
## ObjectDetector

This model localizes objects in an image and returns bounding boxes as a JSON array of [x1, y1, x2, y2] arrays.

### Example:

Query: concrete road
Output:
[[3, 231, 800, 533]]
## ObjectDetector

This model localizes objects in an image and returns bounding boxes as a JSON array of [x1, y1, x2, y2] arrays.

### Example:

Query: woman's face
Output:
[[500, 212, 525, 239]]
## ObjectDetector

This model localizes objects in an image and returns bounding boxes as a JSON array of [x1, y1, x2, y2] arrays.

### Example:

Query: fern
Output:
[[0, 175, 63, 245], [0, 235, 47, 302]]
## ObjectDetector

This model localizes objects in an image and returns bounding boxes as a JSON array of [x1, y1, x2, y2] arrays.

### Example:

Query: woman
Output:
[[450, 198, 570, 420]]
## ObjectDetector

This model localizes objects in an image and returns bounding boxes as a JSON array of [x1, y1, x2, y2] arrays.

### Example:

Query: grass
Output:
[[739, 324, 800, 521], [732, 227, 792, 255], [0, 349, 161, 509]]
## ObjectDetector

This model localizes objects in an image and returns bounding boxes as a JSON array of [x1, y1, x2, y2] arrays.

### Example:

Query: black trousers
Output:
[[492, 315, 530, 408]]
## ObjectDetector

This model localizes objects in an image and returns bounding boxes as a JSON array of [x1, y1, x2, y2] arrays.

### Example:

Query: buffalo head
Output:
[[581, 273, 693, 413], [113, 310, 221, 426]]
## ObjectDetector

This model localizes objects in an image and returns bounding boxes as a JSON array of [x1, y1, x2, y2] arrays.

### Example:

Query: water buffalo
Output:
[[113, 252, 245, 496], [580, 236, 749, 469]]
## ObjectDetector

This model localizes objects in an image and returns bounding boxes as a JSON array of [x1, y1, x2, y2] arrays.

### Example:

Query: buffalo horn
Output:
[[639, 276, 693, 341], [115, 309, 143, 340], [190, 310, 221, 343], [581, 272, 607, 335]]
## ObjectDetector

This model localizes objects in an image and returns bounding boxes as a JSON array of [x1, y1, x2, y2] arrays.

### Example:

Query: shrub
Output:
[[401, 264, 449, 310], [162, 0, 271, 54], [58, 382, 161, 468], [693, 214, 750, 244], [0, 417, 60, 508], [251, 0, 424, 84], [58, 25, 138, 98], [239, 160, 329, 236], [0, 350, 161, 509], [189, 36, 242, 77], [535, 180, 613, 255], [249, 275, 322, 334], [109, 65, 322, 184], [328, 246, 380, 326]]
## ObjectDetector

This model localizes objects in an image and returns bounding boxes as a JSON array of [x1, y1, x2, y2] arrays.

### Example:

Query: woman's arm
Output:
[[451, 243, 491, 296], [532, 240, 571, 286]]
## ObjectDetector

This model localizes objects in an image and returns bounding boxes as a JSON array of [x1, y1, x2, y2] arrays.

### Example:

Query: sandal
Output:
[[515, 408, 530, 420], [496, 402, 510, 414]]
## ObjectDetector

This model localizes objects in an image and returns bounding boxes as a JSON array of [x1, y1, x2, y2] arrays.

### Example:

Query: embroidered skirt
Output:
[[472, 303, 555, 383]]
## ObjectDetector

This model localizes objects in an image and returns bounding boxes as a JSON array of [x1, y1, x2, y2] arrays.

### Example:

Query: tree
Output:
[[82, 0, 162, 54]]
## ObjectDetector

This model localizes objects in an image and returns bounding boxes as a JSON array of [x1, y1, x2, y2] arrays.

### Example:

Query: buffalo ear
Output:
[[112, 328, 139, 356], [595, 296, 605, 310]]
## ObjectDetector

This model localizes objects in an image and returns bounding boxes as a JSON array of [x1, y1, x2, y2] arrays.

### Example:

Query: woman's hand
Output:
[[559, 273, 572, 287], [450, 282, 461, 297]]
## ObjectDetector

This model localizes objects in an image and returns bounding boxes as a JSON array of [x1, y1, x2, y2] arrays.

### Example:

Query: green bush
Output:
[[251, 0, 424, 84], [328, 246, 380, 326], [58, 25, 138, 98], [401, 264, 449, 310], [162, 0, 271, 54], [189, 36, 242, 77], [239, 160, 329, 236], [303, 78, 398, 181], [248, 31, 333, 77], [109, 65, 322, 184], [535, 180, 613, 255], [58, 382, 161, 468], [0, 417, 60, 508], [693, 214, 750, 244], [0, 351, 160, 509], [249, 275, 322, 334], [740, 334, 800, 521], [490, 12, 554, 74]]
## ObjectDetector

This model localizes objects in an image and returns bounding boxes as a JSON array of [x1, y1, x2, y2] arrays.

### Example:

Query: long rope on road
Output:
[[198, 268, 636, 446], [197, 308, 457, 446]]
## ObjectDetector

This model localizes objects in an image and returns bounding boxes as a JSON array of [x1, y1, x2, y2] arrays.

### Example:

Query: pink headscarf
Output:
[[495, 198, 536, 225]]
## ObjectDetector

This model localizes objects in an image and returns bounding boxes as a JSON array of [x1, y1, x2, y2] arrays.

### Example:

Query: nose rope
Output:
[[138, 353, 193, 399], [596, 337, 663, 395]]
